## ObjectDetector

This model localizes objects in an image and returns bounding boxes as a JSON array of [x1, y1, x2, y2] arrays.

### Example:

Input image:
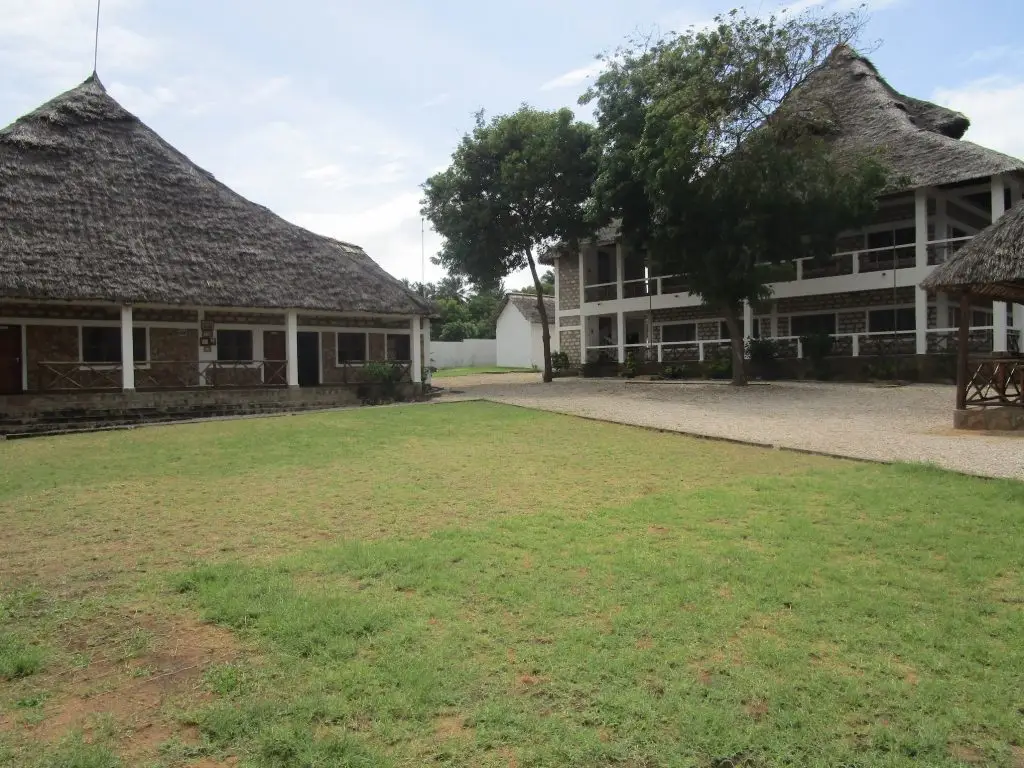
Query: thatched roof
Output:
[[0, 75, 431, 316], [499, 292, 554, 324], [921, 201, 1024, 303], [787, 45, 1024, 190]]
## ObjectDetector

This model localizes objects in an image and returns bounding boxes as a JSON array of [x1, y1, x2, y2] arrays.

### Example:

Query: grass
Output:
[[432, 366, 535, 377], [1, 402, 1023, 767]]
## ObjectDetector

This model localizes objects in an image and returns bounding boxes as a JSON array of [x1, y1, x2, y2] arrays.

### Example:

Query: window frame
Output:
[[867, 306, 916, 334], [336, 332, 368, 364], [790, 312, 837, 337], [386, 333, 412, 361], [659, 322, 697, 344], [80, 326, 150, 367], [216, 329, 254, 362]]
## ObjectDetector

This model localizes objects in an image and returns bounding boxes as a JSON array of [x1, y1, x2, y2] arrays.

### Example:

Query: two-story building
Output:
[[546, 47, 1024, 373]]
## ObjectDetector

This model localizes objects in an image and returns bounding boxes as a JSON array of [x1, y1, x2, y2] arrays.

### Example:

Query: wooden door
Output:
[[0, 325, 23, 394], [263, 331, 287, 385]]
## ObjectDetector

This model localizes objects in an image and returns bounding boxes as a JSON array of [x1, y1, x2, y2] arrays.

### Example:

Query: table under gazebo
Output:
[[922, 200, 1024, 429]]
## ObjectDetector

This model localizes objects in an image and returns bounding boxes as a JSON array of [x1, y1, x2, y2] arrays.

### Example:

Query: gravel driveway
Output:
[[432, 375, 1024, 480]]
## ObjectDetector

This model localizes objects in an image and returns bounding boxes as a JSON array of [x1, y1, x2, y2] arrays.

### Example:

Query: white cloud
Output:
[[933, 76, 1024, 160], [966, 46, 1023, 65], [540, 60, 604, 91], [421, 92, 452, 108]]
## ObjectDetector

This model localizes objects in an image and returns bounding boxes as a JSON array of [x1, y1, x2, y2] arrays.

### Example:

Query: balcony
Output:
[[579, 236, 973, 307]]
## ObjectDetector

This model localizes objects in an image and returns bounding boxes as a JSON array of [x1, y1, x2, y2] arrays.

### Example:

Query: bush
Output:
[[705, 347, 733, 380], [362, 361, 407, 403], [622, 352, 639, 379], [746, 337, 780, 380], [550, 351, 570, 372], [800, 332, 834, 380]]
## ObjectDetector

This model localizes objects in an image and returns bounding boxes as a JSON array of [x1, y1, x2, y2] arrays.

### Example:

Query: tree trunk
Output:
[[721, 303, 747, 386], [527, 251, 553, 383]]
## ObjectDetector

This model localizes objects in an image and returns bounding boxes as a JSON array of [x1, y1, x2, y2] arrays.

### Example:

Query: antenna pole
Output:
[[421, 217, 426, 284], [93, 0, 102, 74]]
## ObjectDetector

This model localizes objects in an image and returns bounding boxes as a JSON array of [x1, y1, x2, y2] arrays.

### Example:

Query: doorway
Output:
[[0, 325, 23, 395], [297, 332, 320, 387]]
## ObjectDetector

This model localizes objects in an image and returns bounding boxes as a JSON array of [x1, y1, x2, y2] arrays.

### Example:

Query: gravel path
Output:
[[431, 375, 1024, 480]]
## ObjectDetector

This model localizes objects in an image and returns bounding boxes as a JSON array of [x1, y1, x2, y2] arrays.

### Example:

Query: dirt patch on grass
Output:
[[949, 744, 986, 763], [435, 714, 473, 740], [5, 613, 236, 762]]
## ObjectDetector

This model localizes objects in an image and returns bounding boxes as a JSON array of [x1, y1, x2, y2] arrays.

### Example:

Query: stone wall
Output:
[[559, 314, 581, 328], [559, 329, 581, 365], [1, 303, 118, 321], [135, 309, 198, 323], [558, 255, 581, 312], [26, 325, 79, 391], [651, 306, 722, 324], [205, 311, 285, 326], [776, 288, 916, 315], [298, 315, 410, 329]]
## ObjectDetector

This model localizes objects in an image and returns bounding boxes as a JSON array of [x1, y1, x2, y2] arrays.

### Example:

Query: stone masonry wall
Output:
[[26, 325, 78, 391], [558, 255, 581, 312], [776, 288, 915, 315], [205, 311, 285, 326], [1, 303, 118, 321], [651, 306, 722, 324], [559, 329, 581, 364], [299, 315, 409, 329]]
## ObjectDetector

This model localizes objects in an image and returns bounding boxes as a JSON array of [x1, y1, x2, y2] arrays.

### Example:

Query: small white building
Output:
[[495, 293, 557, 369]]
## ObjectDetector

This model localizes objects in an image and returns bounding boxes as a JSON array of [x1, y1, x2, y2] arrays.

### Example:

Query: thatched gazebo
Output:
[[922, 200, 1024, 429]]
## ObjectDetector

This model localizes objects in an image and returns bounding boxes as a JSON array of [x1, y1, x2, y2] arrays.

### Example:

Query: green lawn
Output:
[[432, 366, 535, 377], [1, 403, 1022, 767]]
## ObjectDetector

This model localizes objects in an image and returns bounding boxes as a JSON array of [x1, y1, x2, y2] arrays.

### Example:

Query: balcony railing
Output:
[[580, 236, 975, 305], [963, 358, 1024, 407], [38, 360, 292, 391]]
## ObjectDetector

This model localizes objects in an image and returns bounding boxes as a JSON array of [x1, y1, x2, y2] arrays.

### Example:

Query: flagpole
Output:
[[93, 0, 102, 74]]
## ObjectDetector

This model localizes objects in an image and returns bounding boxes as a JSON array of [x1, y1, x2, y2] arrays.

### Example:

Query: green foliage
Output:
[[621, 352, 639, 378], [0, 632, 44, 680], [746, 337, 781, 379], [584, 9, 889, 383], [704, 347, 733, 380], [40, 736, 120, 768], [422, 106, 598, 380], [361, 361, 407, 404], [516, 269, 555, 296], [550, 350, 571, 372], [801, 332, 834, 380]]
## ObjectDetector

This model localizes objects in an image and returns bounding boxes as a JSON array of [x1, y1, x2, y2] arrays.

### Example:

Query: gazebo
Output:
[[922, 200, 1024, 429]]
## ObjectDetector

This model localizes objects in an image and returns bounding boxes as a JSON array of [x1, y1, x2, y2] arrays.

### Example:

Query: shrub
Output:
[[550, 351, 570, 372], [362, 361, 407, 403], [800, 332, 834, 380], [705, 347, 733, 380], [622, 352, 638, 379], [746, 337, 781, 380]]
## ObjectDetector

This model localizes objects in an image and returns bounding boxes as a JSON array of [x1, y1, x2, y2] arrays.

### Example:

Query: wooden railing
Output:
[[38, 360, 289, 391], [963, 358, 1024, 407]]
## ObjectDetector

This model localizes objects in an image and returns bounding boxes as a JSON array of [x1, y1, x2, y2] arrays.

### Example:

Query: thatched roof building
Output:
[[786, 45, 1024, 190], [0, 75, 431, 316], [921, 200, 1024, 302], [499, 293, 555, 324]]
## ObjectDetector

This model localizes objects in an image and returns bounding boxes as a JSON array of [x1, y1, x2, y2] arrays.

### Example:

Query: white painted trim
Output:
[[285, 310, 299, 387], [558, 325, 581, 331], [20, 323, 28, 392], [411, 315, 422, 383], [993, 174, 1008, 353], [120, 306, 135, 390], [317, 330, 324, 385]]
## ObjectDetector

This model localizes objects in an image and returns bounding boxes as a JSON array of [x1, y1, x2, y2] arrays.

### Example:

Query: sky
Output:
[[2, 0, 1023, 288]]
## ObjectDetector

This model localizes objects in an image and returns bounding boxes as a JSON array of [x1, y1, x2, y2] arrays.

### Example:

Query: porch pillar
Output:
[[578, 247, 586, 309], [616, 311, 625, 363], [914, 188, 929, 355], [615, 241, 624, 300], [411, 316, 422, 384], [423, 318, 432, 384], [956, 293, 970, 411], [770, 302, 779, 338], [286, 309, 299, 387], [742, 301, 753, 358], [992, 175, 1008, 353], [120, 304, 135, 391]]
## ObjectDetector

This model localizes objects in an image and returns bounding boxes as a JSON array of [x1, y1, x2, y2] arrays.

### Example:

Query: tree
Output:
[[516, 269, 555, 296], [422, 107, 598, 382], [584, 9, 889, 384]]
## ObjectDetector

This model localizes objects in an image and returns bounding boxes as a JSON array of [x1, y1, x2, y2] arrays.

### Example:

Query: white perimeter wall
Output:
[[497, 305, 558, 368], [429, 339, 497, 369]]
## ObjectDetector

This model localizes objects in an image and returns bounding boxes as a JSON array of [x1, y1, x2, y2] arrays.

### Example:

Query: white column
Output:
[[615, 242, 624, 300], [578, 247, 586, 309], [992, 175, 1008, 352], [770, 302, 779, 338], [581, 317, 588, 365], [742, 301, 753, 359], [285, 309, 299, 387], [616, 311, 625, 363], [411, 315, 422, 384], [423, 318, 432, 384], [914, 188, 929, 354], [120, 304, 135, 391]]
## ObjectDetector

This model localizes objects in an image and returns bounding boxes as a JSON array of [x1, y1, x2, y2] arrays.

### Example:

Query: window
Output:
[[336, 332, 366, 363], [661, 323, 696, 343], [791, 313, 836, 336], [865, 226, 916, 268], [868, 308, 916, 333], [953, 309, 996, 328], [217, 329, 253, 361], [81, 327, 147, 363], [387, 334, 411, 361]]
